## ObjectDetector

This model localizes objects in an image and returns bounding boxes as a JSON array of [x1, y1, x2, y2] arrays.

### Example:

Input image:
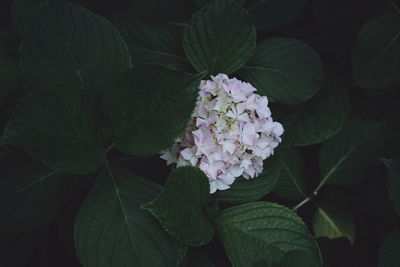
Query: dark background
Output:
[[1, 0, 399, 266]]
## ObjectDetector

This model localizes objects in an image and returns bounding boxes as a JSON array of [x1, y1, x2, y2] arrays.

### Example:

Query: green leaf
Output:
[[352, 13, 400, 89], [0, 151, 76, 234], [382, 159, 400, 217], [102, 65, 204, 156], [11, 0, 46, 37], [1, 84, 105, 174], [378, 228, 400, 267], [275, 68, 350, 146], [273, 149, 308, 201], [216, 202, 322, 266], [213, 156, 281, 203], [75, 164, 186, 267], [20, 0, 131, 91], [113, 18, 193, 72], [312, 195, 355, 245], [248, 0, 309, 31], [238, 38, 324, 104], [180, 248, 215, 267], [183, 0, 256, 75], [319, 119, 385, 186], [279, 249, 320, 267], [143, 167, 214, 246]]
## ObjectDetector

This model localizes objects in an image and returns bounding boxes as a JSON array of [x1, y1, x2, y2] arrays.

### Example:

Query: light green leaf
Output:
[[216, 202, 322, 266], [313, 195, 355, 245], [238, 38, 324, 104], [74, 164, 186, 267], [0, 151, 76, 234], [382, 159, 400, 217], [319, 119, 384, 186], [378, 228, 400, 267], [213, 156, 280, 203], [11, 0, 46, 37], [248, 0, 309, 31], [352, 13, 400, 89], [273, 149, 308, 201], [113, 18, 193, 72], [1, 84, 105, 174], [143, 167, 214, 246], [275, 68, 350, 146], [20, 0, 131, 91], [183, 0, 256, 75], [102, 65, 204, 156]]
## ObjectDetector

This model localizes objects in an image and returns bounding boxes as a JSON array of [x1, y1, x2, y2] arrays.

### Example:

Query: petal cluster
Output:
[[161, 74, 283, 193]]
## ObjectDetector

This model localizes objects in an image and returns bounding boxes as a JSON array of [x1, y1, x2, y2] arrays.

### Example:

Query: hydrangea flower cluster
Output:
[[161, 74, 284, 193]]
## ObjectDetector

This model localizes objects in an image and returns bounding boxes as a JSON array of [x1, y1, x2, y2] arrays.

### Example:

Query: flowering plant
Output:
[[0, 0, 398, 267], [162, 74, 284, 193]]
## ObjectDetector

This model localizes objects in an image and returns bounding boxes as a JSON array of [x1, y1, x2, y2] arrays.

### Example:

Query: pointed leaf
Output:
[[143, 167, 214, 246], [113, 18, 192, 72], [1, 84, 105, 174], [319, 119, 385, 186], [21, 0, 131, 91], [102, 65, 204, 156], [74, 164, 186, 267], [352, 13, 400, 89], [0, 151, 77, 234], [183, 0, 256, 75], [313, 195, 355, 245], [273, 149, 308, 201], [216, 202, 322, 266], [238, 38, 324, 104], [213, 156, 281, 203], [275, 69, 350, 147]]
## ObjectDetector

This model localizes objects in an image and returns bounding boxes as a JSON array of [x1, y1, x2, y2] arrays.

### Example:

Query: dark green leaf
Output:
[[275, 69, 350, 146], [113, 18, 193, 72], [238, 38, 324, 104], [20, 0, 131, 91], [75, 164, 186, 267], [352, 13, 400, 89], [1, 84, 105, 174], [319, 119, 385, 186], [102, 65, 204, 156], [143, 167, 214, 246], [378, 228, 400, 267], [273, 149, 308, 201], [213, 156, 280, 203], [11, 0, 46, 37], [279, 249, 320, 267], [216, 202, 322, 266], [183, 0, 256, 75], [0, 151, 76, 234], [248, 0, 309, 31], [382, 159, 400, 217], [313, 195, 355, 245], [180, 247, 215, 267]]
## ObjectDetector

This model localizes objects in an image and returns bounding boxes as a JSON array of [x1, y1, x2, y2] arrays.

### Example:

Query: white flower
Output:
[[161, 74, 284, 193]]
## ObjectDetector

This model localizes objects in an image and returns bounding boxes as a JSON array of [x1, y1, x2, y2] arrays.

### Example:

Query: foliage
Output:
[[1, 0, 399, 266]]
